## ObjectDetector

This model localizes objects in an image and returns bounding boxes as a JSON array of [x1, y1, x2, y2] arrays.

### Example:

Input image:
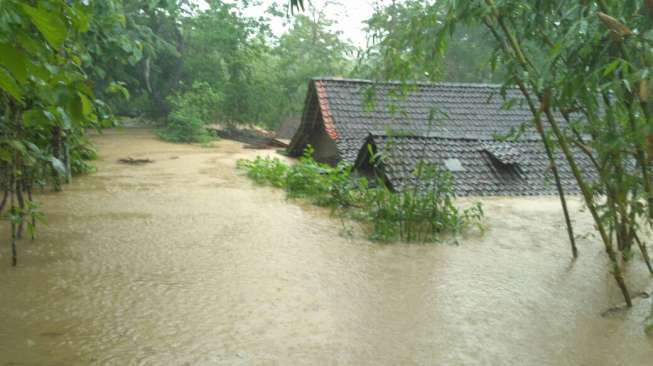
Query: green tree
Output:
[[363, 0, 498, 83], [182, 0, 269, 124], [268, 4, 355, 124], [83, 0, 186, 117]]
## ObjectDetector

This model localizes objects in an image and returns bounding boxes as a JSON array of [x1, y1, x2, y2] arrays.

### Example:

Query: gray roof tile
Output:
[[358, 135, 595, 196]]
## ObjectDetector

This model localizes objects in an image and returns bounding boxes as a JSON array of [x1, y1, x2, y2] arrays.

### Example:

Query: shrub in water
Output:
[[358, 162, 484, 242], [237, 147, 483, 243]]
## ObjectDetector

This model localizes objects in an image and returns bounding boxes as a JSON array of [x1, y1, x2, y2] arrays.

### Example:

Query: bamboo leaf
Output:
[[597, 12, 632, 37], [603, 60, 621, 76]]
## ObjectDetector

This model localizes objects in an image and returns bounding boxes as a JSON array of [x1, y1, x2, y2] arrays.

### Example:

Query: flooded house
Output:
[[288, 77, 594, 196]]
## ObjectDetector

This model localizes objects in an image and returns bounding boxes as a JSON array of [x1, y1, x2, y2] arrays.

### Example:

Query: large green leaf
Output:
[[69, 92, 93, 124], [0, 67, 22, 100], [0, 43, 28, 84], [79, 92, 92, 116], [50, 156, 66, 175], [21, 4, 67, 49]]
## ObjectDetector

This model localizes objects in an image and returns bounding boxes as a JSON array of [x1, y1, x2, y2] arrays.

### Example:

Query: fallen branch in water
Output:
[[118, 157, 154, 165]]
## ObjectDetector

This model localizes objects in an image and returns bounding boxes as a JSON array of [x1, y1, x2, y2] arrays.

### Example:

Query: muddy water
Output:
[[0, 128, 652, 365]]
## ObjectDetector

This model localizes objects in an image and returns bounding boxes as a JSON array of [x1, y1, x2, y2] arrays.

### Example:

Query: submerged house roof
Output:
[[355, 134, 594, 196], [288, 78, 594, 196], [288, 78, 542, 163]]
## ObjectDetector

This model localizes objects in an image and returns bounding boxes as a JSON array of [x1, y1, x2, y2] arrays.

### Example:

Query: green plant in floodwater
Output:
[[357, 161, 484, 242], [237, 147, 483, 242], [237, 155, 289, 188], [285, 146, 357, 208], [23, 200, 46, 240]]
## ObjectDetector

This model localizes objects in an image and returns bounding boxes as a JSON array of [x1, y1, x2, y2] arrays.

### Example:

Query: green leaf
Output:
[[22, 109, 46, 128], [16, 32, 41, 55], [50, 156, 66, 175], [0, 148, 11, 163], [21, 4, 67, 49], [71, 5, 89, 33], [0, 43, 28, 84], [9, 140, 27, 155], [79, 93, 92, 116], [24, 141, 41, 154], [603, 60, 621, 76], [56, 107, 72, 130], [0, 67, 22, 100]]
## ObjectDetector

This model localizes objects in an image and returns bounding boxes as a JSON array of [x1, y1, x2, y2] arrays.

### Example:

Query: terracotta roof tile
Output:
[[314, 80, 337, 140]]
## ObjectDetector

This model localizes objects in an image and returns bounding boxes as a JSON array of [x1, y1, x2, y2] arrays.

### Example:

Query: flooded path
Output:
[[0, 128, 652, 365]]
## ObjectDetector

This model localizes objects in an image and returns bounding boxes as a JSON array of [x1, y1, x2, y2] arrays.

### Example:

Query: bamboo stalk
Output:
[[10, 169, 16, 267], [483, 17, 579, 258], [634, 232, 653, 275], [25, 176, 35, 240], [544, 108, 632, 306], [482, 3, 632, 304], [15, 173, 25, 240]]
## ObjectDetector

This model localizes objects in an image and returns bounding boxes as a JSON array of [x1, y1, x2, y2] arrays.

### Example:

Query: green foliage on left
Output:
[[0, 0, 123, 265], [0, 0, 132, 265]]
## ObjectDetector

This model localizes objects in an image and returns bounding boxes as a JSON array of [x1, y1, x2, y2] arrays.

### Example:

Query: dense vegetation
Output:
[[237, 147, 484, 242], [366, 0, 653, 306]]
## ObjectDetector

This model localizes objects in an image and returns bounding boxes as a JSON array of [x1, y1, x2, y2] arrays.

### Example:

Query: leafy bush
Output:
[[237, 147, 483, 242], [284, 147, 357, 207], [237, 155, 289, 188], [158, 82, 221, 143], [357, 163, 484, 241]]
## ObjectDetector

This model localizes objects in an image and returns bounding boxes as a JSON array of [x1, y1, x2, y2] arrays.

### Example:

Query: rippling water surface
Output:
[[0, 128, 652, 365]]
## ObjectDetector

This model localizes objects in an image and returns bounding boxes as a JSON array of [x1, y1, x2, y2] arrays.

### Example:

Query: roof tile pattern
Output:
[[361, 135, 595, 196], [314, 78, 542, 163], [481, 142, 526, 165]]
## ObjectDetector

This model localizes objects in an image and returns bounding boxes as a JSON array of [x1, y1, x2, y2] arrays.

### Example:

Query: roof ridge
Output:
[[367, 132, 540, 142], [312, 77, 506, 89]]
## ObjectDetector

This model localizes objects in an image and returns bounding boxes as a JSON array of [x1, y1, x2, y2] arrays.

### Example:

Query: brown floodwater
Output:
[[0, 128, 652, 365]]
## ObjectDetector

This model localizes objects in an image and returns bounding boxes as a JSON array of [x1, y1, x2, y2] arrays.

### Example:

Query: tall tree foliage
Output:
[[363, 0, 499, 82], [84, 0, 185, 117], [269, 5, 355, 123], [371, 0, 653, 306], [181, 0, 269, 124]]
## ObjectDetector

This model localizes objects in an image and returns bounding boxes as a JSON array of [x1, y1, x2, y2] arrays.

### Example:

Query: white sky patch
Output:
[[195, 0, 390, 48]]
